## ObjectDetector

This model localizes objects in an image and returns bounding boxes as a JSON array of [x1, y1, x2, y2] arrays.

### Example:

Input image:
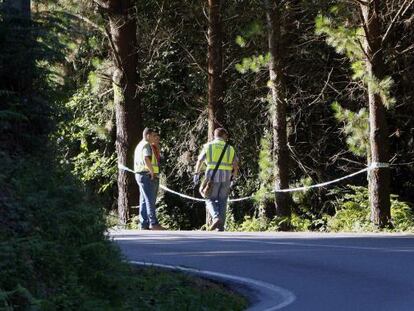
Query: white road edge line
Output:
[[129, 260, 296, 311]]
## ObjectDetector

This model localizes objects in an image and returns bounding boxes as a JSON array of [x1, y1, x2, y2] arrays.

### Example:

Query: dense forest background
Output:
[[2, 0, 414, 231], [1, 0, 414, 308]]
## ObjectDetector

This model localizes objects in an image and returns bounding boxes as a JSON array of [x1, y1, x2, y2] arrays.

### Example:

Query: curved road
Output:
[[112, 231, 414, 310]]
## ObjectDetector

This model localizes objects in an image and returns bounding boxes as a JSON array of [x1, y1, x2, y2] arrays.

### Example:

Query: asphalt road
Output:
[[111, 231, 414, 311]]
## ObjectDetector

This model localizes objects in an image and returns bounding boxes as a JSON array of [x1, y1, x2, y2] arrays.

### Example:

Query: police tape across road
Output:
[[118, 162, 390, 203]]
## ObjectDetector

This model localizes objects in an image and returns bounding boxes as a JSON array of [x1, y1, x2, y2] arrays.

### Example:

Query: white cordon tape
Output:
[[159, 184, 254, 203], [118, 162, 389, 203]]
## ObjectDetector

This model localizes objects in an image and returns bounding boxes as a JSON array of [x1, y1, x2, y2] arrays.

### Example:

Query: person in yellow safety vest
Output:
[[194, 128, 239, 231], [134, 127, 165, 230]]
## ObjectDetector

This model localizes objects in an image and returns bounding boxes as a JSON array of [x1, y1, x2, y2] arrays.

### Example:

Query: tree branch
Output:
[[223, 14, 239, 23], [308, 67, 333, 106], [93, 0, 110, 10], [54, 11, 106, 35], [99, 11, 123, 73], [357, 38, 371, 61], [382, 0, 414, 45], [177, 42, 208, 74]]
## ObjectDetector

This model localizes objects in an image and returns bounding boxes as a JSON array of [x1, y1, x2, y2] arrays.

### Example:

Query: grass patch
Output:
[[125, 267, 248, 311]]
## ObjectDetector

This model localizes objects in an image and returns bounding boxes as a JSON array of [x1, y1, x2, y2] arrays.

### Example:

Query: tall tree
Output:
[[265, 0, 291, 224], [316, 0, 413, 227], [359, 0, 391, 227], [95, 0, 141, 225], [207, 0, 225, 141], [205, 0, 225, 227], [2, 0, 32, 93]]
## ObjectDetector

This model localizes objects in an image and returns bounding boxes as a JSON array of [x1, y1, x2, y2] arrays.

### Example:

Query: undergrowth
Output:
[[0, 152, 247, 310]]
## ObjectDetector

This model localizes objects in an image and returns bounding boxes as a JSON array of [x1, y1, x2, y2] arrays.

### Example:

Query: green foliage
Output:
[[291, 177, 313, 206], [235, 20, 264, 48], [290, 214, 313, 231], [315, 12, 396, 108], [235, 35, 247, 48], [254, 131, 274, 206], [1, 151, 247, 310], [289, 177, 331, 231], [0, 152, 123, 309], [326, 186, 414, 232], [236, 53, 270, 73], [366, 75, 396, 108], [125, 268, 248, 311], [72, 150, 117, 193], [315, 15, 364, 62], [331, 101, 369, 157], [235, 19, 269, 73], [56, 85, 116, 198], [227, 213, 313, 232], [233, 216, 269, 232]]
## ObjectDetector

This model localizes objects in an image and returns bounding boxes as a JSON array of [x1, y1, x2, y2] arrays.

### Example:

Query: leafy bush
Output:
[[1, 153, 248, 310], [227, 214, 312, 232], [55, 86, 116, 203], [326, 186, 414, 232], [226, 185, 413, 233], [0, 153, 127, 309], [238, 216, 268, 232]]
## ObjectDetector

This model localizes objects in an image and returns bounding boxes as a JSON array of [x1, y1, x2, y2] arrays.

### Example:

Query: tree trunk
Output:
[[266, 0, 291, 225], [360, 1, 391, 227], [207, 0, 225, 142], [107, 0, 141, 226], [205, 0, 225, 227], [2, 0, 32, 95]]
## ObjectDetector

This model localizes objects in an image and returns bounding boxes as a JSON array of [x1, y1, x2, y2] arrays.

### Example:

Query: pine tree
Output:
[[265, 0, 291, 227], [207, 0, 225, 141], [315, 1, 412, 227], [95, 0, 141, 225]]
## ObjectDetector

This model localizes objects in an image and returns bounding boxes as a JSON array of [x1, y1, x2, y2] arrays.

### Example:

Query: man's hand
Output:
[[193, 174, 200, 185], [149, 171, 155, 180], [230, 175, 236, 187]]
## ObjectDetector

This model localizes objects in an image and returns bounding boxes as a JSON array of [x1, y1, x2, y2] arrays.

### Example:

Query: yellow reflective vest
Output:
[[204, 139, 235, 171], [134, 141, 159, 174], [150, 152, 159, 174]]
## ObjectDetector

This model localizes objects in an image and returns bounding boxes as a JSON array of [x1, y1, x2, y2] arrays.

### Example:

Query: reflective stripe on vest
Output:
[[205, 141, 234, 171]]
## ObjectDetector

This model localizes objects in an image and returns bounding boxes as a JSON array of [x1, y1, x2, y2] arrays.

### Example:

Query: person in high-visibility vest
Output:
[[134, 127, 165, 230], [194, 128, 239, 231]]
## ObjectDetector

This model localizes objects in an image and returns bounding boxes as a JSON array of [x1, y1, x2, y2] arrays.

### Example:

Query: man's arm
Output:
[[194, 158, 203, 174], [193, 148, 206, 185], [232, 159, 239, 178]]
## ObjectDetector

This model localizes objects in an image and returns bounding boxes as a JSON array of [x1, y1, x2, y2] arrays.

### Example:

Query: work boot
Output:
[[210, 218, 221, 231], [150, 224, 166, 231]]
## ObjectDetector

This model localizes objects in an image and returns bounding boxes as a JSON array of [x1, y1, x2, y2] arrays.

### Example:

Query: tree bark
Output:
[[106, 0, 141, 225], [266, 0, 291, 225], [207, 0, 225, 142], [360, 1, 391, 227], [205, 0, 225, 227]]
